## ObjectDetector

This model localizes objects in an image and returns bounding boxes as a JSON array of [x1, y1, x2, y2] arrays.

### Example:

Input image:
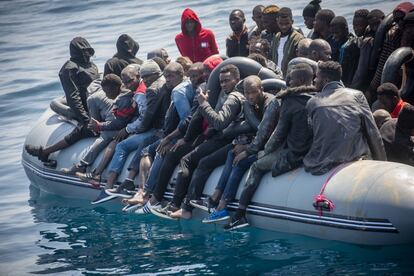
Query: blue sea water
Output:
[[0, 0, 412, 275]]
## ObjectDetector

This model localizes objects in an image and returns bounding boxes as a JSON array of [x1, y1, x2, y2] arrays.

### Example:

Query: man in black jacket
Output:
[[226, 9, 249, 57], [225, 63, 316, 230], [104, 34, 143, 77], [25, 37, 99, 167]]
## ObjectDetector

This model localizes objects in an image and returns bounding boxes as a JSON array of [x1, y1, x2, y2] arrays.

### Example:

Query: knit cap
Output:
[[140, 60, 161, 77]]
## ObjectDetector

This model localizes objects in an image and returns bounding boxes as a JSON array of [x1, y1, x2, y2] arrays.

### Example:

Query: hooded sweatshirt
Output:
[[104, 34, 143, 77], [175, 8, 219, 63], [59, 37, 99, 125]]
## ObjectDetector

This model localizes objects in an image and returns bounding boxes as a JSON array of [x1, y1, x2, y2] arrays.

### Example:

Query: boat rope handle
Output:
[[313, 163, 351, 216]]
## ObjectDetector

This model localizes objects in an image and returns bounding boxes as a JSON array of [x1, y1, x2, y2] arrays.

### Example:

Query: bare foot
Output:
[[122, 192, 147, 205], [169, 208, 192, 219]]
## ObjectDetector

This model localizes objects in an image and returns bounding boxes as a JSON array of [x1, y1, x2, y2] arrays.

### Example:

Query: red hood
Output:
[[181, 8, 202, 36], [394, 2, 414, 16]]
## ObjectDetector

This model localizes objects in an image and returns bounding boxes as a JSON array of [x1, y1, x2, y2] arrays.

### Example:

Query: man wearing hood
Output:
[[175, 8, 219, 63], [26, 37, 99, 167], [104, 34, 143, 77]]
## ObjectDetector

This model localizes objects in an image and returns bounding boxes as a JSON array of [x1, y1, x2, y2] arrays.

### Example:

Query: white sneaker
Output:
[[134, 201, 161, 215]]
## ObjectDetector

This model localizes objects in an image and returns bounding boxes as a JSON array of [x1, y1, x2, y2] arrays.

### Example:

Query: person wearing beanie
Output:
[[88, 59, 170, 203], [330, 16, 359, 86], [380, 103, 414, 166], [302, 0, 322, 38], [175, 8, 219, 63], [104, 34, 143, 77], [271, 7, 304, 76], [147, 48, 170, 64]]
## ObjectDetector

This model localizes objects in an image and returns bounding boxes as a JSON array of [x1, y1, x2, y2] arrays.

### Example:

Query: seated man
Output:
[[376, 83, 407, 118], [225, 63, 317, 230], [139, 65, 244, 215], [249, 38, 283, 78], [271, 7, 304, 76], [226, 9, 249, 57], [186, 76, 279, 222], [330, 16, 359, 86], [380, 103, 414, 166], [111, 62, 204, 199], [25, 37, 99, 168], [104, 34, 143, 77], [147, 48, 170, 64], [308, 39, 332, 62], [61, 68, 140, 175], [303, 61, 386, 175]]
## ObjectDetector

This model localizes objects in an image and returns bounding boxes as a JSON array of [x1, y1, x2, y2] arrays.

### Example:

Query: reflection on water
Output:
[[28, 185, 413, 275]]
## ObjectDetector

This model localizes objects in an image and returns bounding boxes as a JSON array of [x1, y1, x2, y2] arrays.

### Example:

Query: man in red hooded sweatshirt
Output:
[[175, 8, 219, 63]]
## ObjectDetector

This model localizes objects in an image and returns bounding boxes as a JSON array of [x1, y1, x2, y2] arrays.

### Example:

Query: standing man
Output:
[[175, 8, 219, 63], [226, 9, 249, 57], [248, 5, 265, 40]]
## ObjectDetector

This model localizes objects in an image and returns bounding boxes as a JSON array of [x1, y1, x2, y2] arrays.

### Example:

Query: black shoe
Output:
[[224, 215, 249, 231], [190, 197, 217, 213], [106, 179, 135, 198]]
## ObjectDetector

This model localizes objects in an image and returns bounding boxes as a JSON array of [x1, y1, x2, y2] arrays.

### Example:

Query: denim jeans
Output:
[[215, 150, 257, 202], [107, 129, 158, 174]]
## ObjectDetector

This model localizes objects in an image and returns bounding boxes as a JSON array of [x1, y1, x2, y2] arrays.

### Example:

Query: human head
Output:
[[151, 57, 167, 71], [401, 11, 414, 47], [187, 62, 204, 87], [249, 38, 271, 59], [252, 5, 265, 30], [121, 64, 141, 91], [101, 73, 122, 99], [372, 109, 391, 129], [147, 48, 170, 64], [175, 56, 193, 76], [181, 8, 201, 36], [262, 5, 280, 34], [248, 53, 267, 67], [243, 75, 264, 106], [377, 83, 401, 113], [393, 2, 414, 27], [367, 9, 385, 33], [164, 62, 184, 89], [277, 7, 294, 35], [69, 37, 95, 64], [302, 0, 322, 29], [202, 55, 223, 82], [315, 61, 342, 90], [330, 16, 349, 43], [314, 9, 336, 37], [287, 63, 314, 87], [229, 9, 246, 33], [116, 34, 139, 57], [296, 38, 313, 58], [219, 64, 240, 93], [353, 9, 369, 37], [309, 39, 332, 62], [140, 60, 162, 86], [397, 103, 414, 135]]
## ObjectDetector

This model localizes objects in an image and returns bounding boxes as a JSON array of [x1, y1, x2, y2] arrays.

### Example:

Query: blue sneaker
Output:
[[202, 209, 230, 223], [91, 189, 117, 205]]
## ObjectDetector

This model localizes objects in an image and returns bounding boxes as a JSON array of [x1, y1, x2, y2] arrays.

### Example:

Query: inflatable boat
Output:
[[22, 57, 414, 246]]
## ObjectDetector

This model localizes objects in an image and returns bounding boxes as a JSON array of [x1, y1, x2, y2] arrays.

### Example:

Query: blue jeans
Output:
[[107, 129, 158, 174], [215, 150, 257, 202]]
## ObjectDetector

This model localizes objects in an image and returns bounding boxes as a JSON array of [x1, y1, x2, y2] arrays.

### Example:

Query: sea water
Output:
[[0, 0, 412, 274]]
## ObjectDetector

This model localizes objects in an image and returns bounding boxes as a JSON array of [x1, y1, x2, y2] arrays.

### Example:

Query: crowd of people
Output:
[[25, 1, 414, 230]]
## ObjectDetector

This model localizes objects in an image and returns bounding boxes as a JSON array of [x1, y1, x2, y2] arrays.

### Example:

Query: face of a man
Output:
[[229, 11, 245, 33], [219, 72, 238, 93], [319, 44, 332, 61], [142, 73, 158, 87], [353, 17, 368, 37], [188, 68, 203, 87], [331, 24, 348, 43], [368, 17, 382, 33], [252, 9, 264, 29], [314, 69, 328, 91], [164, 70, 182, 89], [262, 14, 278, 33], [122, 74, 140, 91], [277, 16, 293, 34], [244, 83, 263, 106], [185, 19, 197, 33], [303, 16, 314, 29], [377, 94, 397, 112]]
